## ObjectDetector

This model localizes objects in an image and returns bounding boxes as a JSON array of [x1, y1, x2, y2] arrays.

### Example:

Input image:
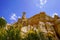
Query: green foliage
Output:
[[25, 31, 40, 40], [39, 32, 47, 40], [0, 25, 58, 40], [0, 26, 21, 40], [0, 28, 7, 40], [6, 26, 21, 40], [48, 36, 52, 40], [0, 17, 7, 28]]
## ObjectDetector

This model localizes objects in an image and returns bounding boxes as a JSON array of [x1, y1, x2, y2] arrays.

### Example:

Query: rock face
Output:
[[15, 12, 54, 26], [13, 12, 60, 40], [28, 12, 53, 25]]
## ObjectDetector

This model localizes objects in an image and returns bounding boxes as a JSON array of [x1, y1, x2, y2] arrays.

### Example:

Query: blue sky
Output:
[[0, 0, 60, 23]]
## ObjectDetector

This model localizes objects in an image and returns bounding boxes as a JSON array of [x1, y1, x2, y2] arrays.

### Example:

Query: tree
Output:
[[0, 17, 7, 28]]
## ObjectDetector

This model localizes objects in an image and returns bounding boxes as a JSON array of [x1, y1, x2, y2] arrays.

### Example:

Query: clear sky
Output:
[[0, 0, 60, 23]]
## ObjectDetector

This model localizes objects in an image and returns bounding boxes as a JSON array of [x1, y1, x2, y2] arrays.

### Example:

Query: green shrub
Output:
[[0, 17, 7, 28], [6, 27, 21, 40], [0, 28, 7, 40], [25, 30, 40, 40]]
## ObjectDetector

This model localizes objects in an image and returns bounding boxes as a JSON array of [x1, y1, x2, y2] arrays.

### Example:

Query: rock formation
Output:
[[12, 12, 60, 40]]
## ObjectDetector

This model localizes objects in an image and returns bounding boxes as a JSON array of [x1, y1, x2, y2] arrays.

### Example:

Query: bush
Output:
[[25, 30, 40, 40], [6, 26, 21, 40], [39, 32, 47, 40], [0, 28, 7, 40]]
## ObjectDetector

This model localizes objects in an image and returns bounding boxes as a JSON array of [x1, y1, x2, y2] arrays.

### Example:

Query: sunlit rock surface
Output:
[[12, 12, 60, 40]]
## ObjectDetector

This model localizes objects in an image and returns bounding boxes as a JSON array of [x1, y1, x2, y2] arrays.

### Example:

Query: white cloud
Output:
[[10, 13, 21, 22], [36, 0, 47, 9], [10, 13, 17, 21], [40, 0, 47, 5], [52, 13, 58, 18], [1, 16, 5, 19], [54, 13, 58, 15]]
